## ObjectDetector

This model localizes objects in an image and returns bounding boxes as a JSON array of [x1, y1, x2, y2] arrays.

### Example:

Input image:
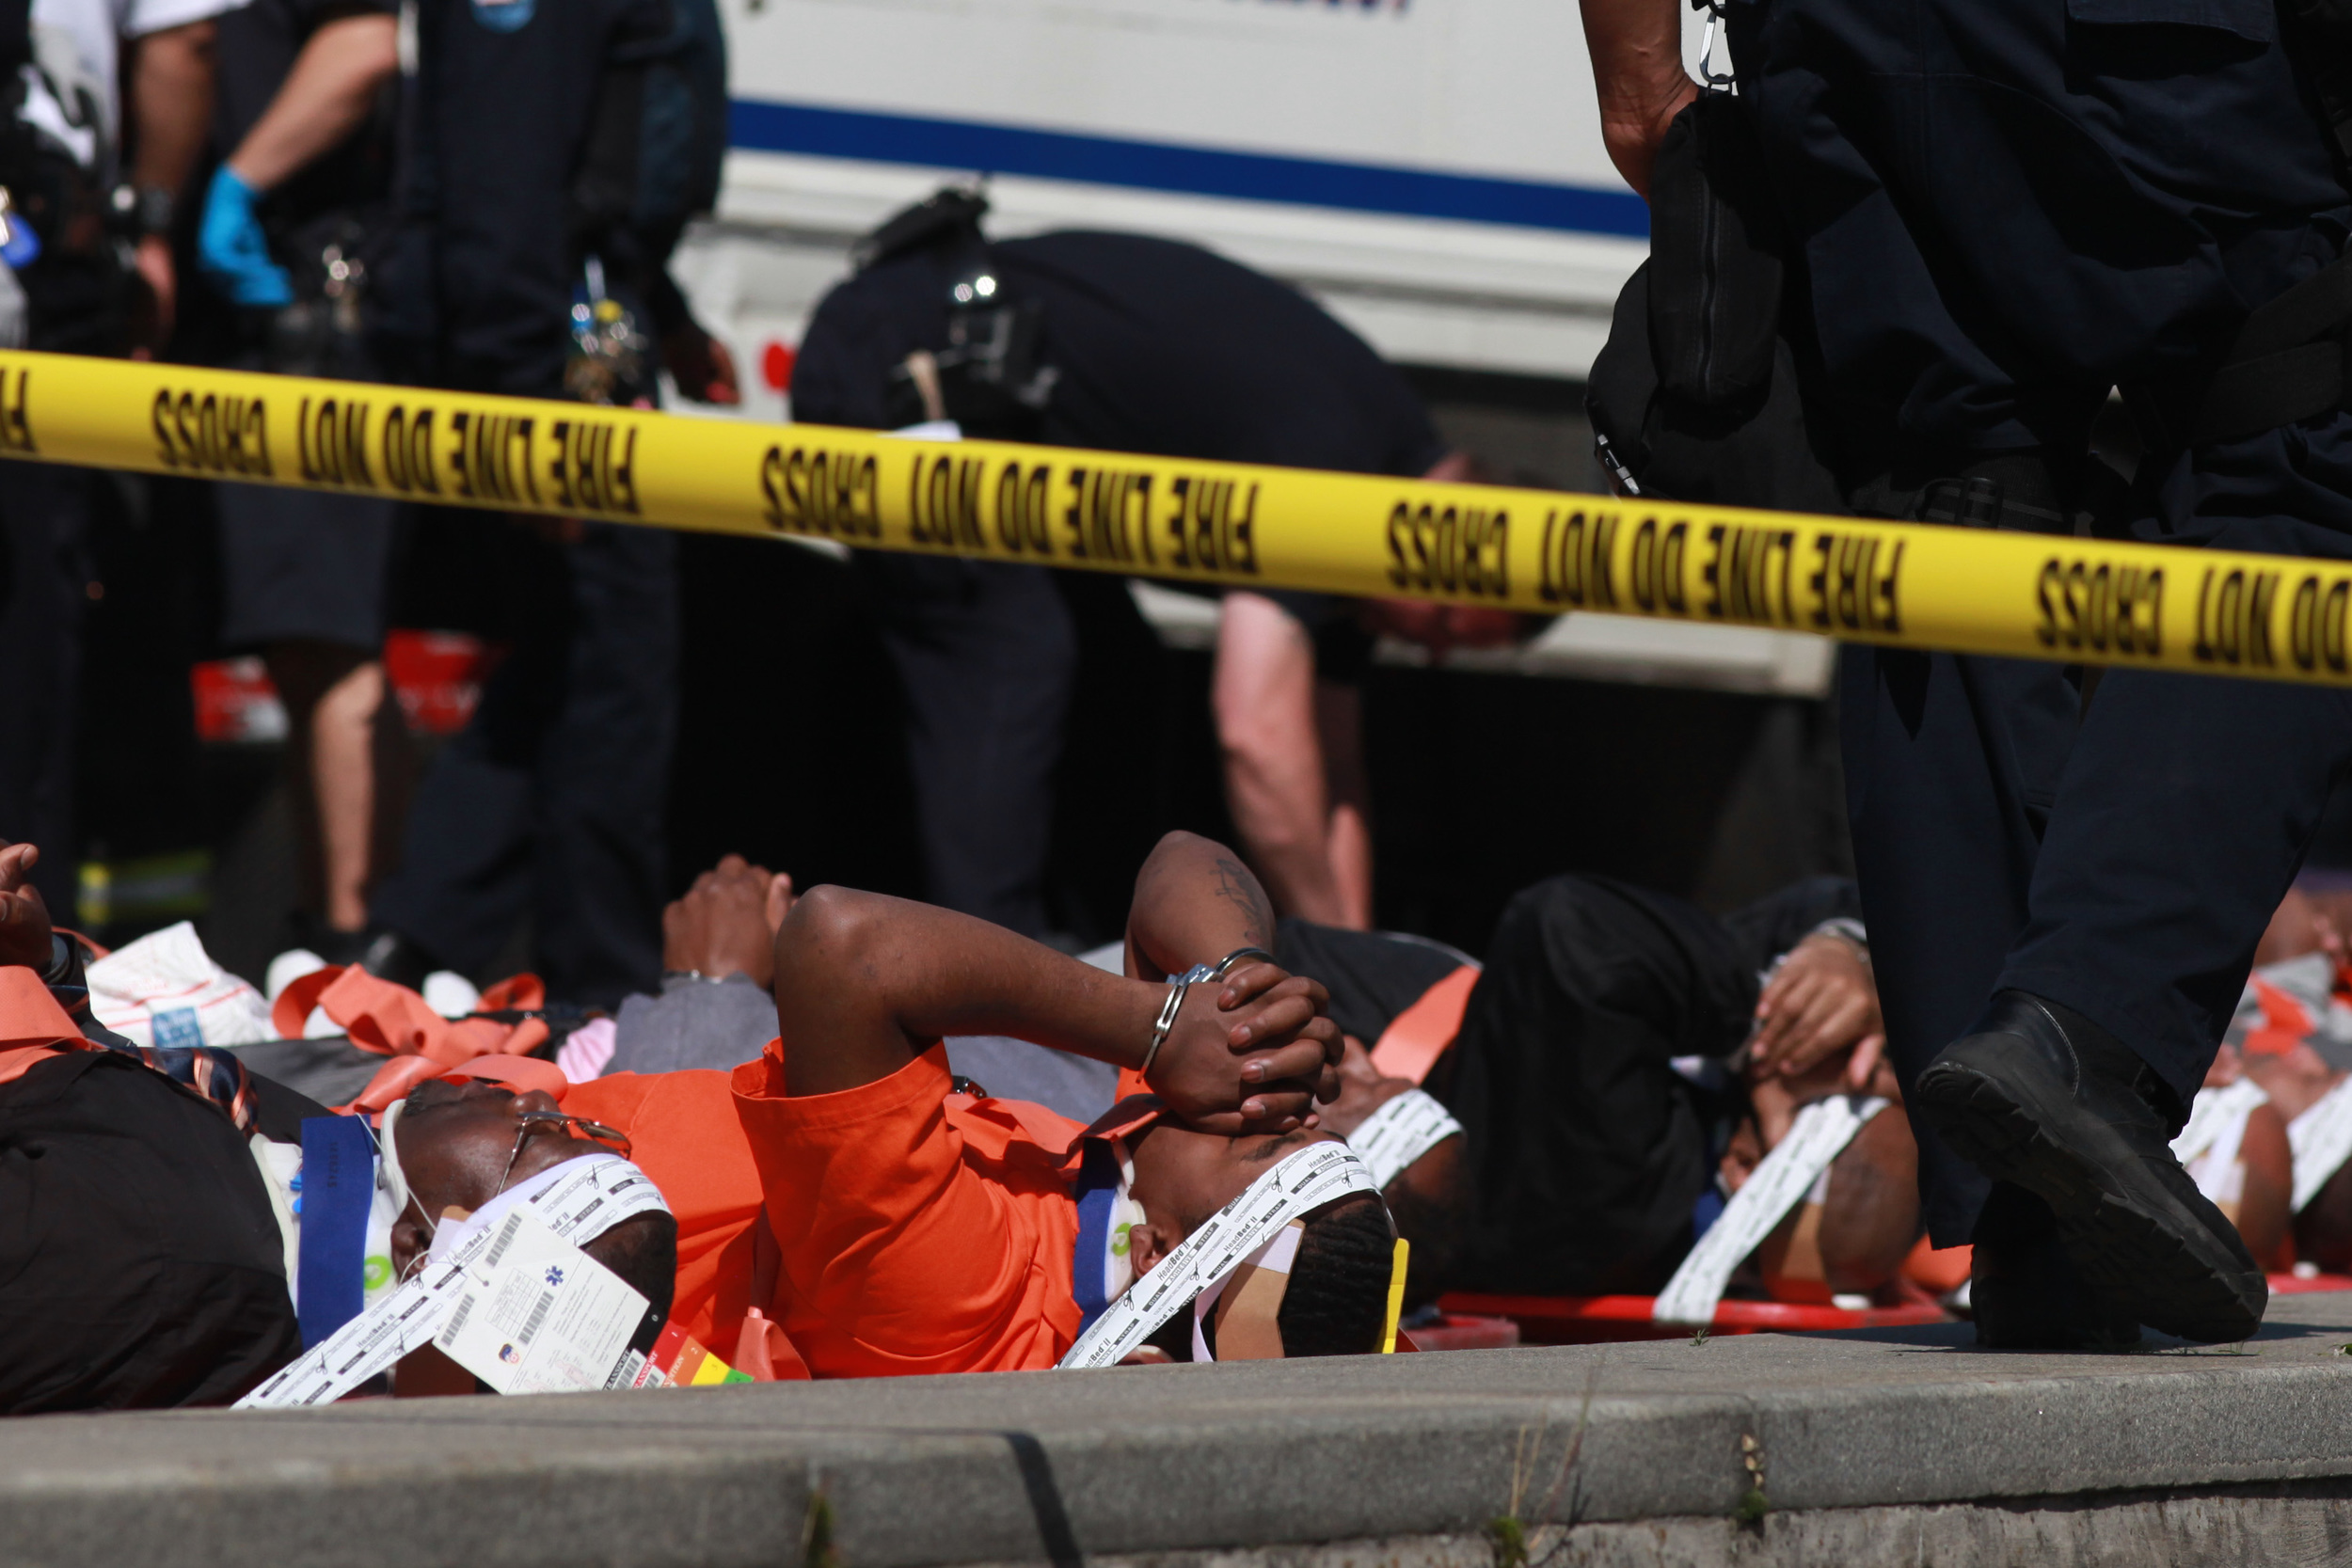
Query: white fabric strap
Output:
[[1190, 1219, 1305, 1363], [1058, 1141, 1380, 1369], [2290, 1073, 2352, 1212], [1346, 1089, 1462, 1190], [2172, 1079, 2267, 1207], [1652, 1094, 1889, 1324], [235, 1154, 668, 1408]]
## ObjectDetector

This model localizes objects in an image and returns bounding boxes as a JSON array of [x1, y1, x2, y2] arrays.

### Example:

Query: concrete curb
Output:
[[10, 1296, 2352, 1568]]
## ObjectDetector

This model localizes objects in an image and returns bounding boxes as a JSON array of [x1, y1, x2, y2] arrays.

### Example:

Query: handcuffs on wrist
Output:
[[1138, 945, 1278, 1081]]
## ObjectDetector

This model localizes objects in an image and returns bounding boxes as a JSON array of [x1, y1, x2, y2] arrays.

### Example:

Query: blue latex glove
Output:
[[198, 166, 294, 308]]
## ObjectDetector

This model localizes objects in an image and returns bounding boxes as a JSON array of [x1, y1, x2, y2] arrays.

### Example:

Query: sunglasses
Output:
[[490, 1109, 632, 1198]]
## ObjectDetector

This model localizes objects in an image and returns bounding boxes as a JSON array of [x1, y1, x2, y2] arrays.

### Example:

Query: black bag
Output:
[[0, 1051, 299, 1412], [1586, 93, 1847, 515]]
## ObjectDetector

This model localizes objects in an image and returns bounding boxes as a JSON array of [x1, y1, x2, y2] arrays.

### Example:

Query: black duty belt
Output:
[[1916, 475, 2074, 536], [2191, 250, 2352, 446]]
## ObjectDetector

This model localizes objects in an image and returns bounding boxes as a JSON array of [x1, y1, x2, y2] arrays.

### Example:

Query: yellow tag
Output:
[[1380, 1237, 1410, 1354]]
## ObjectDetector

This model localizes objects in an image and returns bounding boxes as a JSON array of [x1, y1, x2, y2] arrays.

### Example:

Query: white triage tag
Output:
[[435, 1210, 647, 1395], [2172, 1079, 2267, 1209], [2290, 1073, 2352, 1212], [1346, 1089, 1462, 1190], [235, 1154, 668, 1408], [1058, 1141, 1381, 1370], [1653, 1094, 1889, 1324]]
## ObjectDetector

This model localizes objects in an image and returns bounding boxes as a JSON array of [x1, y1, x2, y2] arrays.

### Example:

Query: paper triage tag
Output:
[[640, 1321, 752, 1386], [1346, 1089, 1463, 1190], [434, 1209, 648, 1395], [1652, 1094, 1889, 1324]]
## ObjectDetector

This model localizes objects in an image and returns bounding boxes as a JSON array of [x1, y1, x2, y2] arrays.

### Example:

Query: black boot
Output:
[[1969, 1181, 2140, 1349], [1916, 991, 2265, 1343], [353, 928, 440, 991]]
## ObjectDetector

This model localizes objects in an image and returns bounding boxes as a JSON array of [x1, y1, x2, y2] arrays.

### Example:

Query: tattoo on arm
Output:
[[1212, 857, 1275, 946]]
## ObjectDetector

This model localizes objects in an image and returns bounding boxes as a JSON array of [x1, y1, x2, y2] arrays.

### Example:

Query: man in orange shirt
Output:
[[388, 838, 1393, 1373]]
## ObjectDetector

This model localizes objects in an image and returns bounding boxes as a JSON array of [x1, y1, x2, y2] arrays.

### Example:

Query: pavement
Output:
[[12, 1292, 2352, 1568]]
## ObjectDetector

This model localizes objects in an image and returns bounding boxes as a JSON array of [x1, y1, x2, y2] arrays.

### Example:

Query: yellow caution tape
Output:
[[1, 347, 2346, 685]]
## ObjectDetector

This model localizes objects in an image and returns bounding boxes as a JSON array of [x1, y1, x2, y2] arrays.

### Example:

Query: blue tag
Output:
[[149, 1006, 203, 1050], [1, 223, 40, 270], [470, 0, 533, 32], [297, 1116, 376, 1348], [1068, 1141, 1120, 1336]]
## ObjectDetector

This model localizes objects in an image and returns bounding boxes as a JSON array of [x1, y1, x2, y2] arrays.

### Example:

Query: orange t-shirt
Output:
[[732, 1041, 1155, 1379], [563, 1069, 767, 1354], [573, 1047, 1154, 1379]]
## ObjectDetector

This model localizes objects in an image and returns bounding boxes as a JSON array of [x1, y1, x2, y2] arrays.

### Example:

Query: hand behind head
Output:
[[1146, 962, 1340, 1133], [661, 854, 788, 986], [1748, 931, 1882, 1084]]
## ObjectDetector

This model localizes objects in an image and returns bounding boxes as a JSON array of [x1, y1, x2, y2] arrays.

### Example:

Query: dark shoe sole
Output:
[[1918, 1060, 2265, 1344]]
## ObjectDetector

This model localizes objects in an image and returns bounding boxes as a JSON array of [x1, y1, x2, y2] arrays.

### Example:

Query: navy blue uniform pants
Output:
[[0, 465, 88, 918], [373, 521, 677, 1006], [1743, 0, 2352, 1240], [856, 553, 1074, 937]]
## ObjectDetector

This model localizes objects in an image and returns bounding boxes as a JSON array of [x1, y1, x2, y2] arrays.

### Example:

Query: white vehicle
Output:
[[675, 0, 1696, 404], [670, 1, 1824, 695]]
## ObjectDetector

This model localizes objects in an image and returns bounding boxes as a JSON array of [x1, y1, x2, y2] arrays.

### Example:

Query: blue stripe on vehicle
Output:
[[728, 99, 1649, 239]]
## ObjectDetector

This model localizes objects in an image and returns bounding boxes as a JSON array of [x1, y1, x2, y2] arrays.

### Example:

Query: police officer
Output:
[[792, 195, 1499, 936], [358, 0, 715, 1005], [0, 0, 235, 920], [1580, 0, 2349, 1343], [195, 0, 407, 963]]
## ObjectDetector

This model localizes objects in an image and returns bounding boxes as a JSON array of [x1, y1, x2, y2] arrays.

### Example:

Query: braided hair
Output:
[[1276, 1195, 1398, 1357]]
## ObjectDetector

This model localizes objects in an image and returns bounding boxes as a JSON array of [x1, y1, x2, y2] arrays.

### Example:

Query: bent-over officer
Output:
[[791, 194, 1505, 937]]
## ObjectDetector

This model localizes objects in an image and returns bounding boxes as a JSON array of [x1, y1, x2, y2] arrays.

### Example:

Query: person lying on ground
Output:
[[522, 845, 1390, 1372], [2169, 1043, 2295, 1270], [1424, 872, 1925, 1305], [587, 840, 1916, 1320], [0, 838, 683, 1409], [602, 843, 1428, 1219], [2212, 885, 2352, 1269], [1115, 845, 1919, 1309]]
